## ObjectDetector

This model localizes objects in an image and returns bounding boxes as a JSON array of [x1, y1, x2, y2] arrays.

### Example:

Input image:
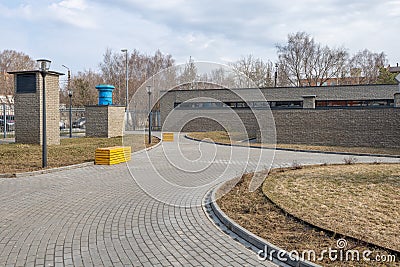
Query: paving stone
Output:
[[0, 134, 397, 266]]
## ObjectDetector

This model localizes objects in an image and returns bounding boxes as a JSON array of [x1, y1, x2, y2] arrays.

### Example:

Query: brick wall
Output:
[[265, 108, 400, 148], [86, 106, 125, 138], [15, 92, 40, 144], [175, 108, 400, 148], [166, 109, 265, 139], [180, 113, 258, 140]]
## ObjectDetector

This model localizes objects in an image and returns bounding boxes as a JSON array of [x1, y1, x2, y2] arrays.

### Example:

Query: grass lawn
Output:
[[263, 163, 400, 252], [0, 135, 159, 174], [217, 164, 400, 266], [188, 131, 400, 156], [0, 133, 15, 138]]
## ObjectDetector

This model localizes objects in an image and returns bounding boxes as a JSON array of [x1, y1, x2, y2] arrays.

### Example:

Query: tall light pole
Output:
[[2, 103, 6, 138], [146, 85, 152, 144], [274, 63, 278, 87], [121, 49, 128, 110], [62, 65, 73, 138], [37, 59, 51, 168]]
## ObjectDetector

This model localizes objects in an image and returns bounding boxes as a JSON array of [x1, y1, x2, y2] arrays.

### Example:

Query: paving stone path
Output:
[[0, 134, 398, 267]]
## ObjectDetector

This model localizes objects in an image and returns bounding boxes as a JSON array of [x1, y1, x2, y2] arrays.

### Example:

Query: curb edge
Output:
[[185, 135, 400, 158], [206, 182, 321, 267]]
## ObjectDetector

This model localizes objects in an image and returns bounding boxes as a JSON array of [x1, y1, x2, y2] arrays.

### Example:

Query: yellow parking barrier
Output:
[[162, 132, 174, 142], [95, 146, 131, 165]]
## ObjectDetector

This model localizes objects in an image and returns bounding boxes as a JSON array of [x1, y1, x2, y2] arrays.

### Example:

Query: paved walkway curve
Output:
[[0, 134, 398, 267]]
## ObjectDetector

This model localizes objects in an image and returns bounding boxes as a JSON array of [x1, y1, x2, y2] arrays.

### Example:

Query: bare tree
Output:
[[147, 49, 175, 77], [348, 49, 387, 84], [98, 48, 125, 105], [67, 70, 103, 107], [178, 57, 197, 89], [305, 46, 347, 86], [208, 67, 236, 88], [230, 55, 274, 88], [276, 63, 291, 87], [276, 32, 348, 86], [99, 48, 174, 105], [0, 50, 36, 98]]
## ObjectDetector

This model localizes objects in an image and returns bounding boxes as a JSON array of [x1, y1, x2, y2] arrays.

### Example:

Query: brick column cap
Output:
[[302, 95, 317, 99]]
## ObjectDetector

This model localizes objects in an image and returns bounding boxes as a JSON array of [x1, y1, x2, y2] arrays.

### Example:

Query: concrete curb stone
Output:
[[185, 135, 400, 158], [206, 183, 320, 267]]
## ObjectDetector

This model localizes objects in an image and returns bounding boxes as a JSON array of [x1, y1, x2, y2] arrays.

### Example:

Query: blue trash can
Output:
[[95, 84, 115, 106]]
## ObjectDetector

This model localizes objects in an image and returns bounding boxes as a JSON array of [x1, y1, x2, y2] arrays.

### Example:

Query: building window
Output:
[[316, 99, 393, 108], [274, 101, 302, 108], [253, 101, 269, 108]]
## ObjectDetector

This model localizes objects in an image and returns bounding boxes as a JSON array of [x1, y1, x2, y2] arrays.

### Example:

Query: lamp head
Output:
[[37, 59, 51, 72], [121, 49, 127, 53], [68, 90, 73, 97], [146, 85, 152, 94], [395, 73, 400, 83]]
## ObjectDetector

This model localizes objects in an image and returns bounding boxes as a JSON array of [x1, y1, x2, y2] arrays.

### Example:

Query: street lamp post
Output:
[[146, 85, 152, 144], [68, 90, 73, 138], [274, 63, 278, 87], [62, 65, 72, 138], [2, 103, 6, 138], [37, 59, 51, 168], [121, 49, 128, 110]]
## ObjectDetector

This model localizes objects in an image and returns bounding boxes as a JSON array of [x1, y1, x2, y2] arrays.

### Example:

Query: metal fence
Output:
[[0, 105, 160, 137], [125, 110, 161, 131], [0, 103, 14, 137], [60, 107, 86, 128], [59, 107, 161, 131]]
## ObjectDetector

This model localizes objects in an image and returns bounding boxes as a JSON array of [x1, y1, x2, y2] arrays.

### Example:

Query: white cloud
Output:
[[0, 2, 34, 19], [0, 0, 399, 71], [58, 0, 88, 10], [48, 0, 97, 29]]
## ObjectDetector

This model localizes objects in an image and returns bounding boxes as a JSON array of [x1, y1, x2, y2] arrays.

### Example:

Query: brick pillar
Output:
[[395, 93, 400, 108], [86, 106, 125, 138], [302, 95, 316, 109], [44, 74, 61, 145], [10, 70, 62, 145]]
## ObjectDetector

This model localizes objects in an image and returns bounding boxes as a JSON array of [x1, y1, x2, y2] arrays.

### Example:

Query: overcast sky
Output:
[[1, 0, 399, 74]]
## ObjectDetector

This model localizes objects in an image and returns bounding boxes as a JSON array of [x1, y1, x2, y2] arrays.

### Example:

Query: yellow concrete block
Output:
[[162, 132, 174, 142], [95, 146, 131, 165]]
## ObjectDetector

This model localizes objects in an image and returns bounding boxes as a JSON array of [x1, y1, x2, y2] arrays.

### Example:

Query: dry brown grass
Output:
[[217, 168, 399, 266], [263, 164, 400, 252], [188, 131, 400, 156], [189, 131, 247, 142], [0, 135, 159, 174]]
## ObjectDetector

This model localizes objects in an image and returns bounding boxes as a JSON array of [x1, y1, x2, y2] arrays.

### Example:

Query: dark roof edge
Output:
[[166, 83, 398, 93], [7, 70, 65, 76]]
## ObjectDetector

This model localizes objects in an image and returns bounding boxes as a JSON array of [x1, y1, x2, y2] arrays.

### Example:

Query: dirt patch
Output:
[[217, 168, 399, 266], [262, 164, 400, 252]]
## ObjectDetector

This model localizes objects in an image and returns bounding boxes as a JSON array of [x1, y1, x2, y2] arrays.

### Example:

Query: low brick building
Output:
[[159, 84, 400, 148]]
